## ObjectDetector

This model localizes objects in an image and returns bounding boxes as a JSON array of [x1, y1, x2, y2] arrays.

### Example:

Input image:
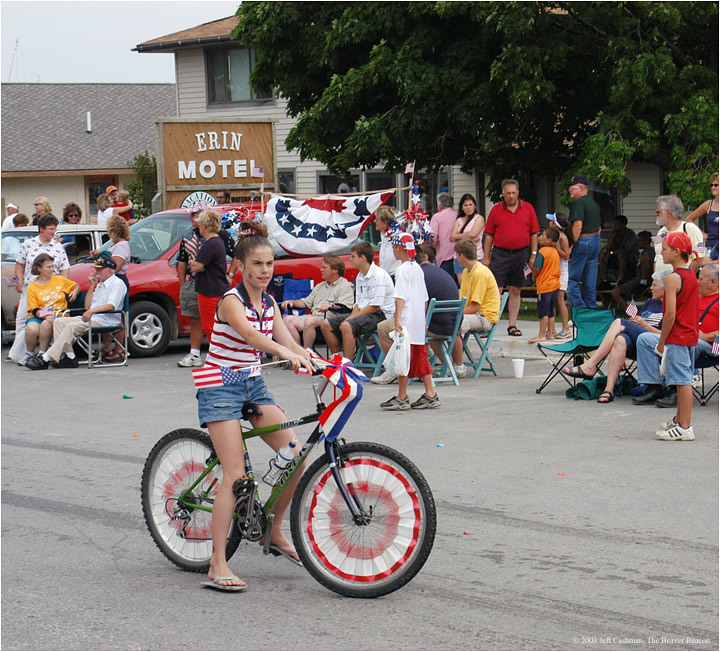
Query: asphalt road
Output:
[[1, 341, 717, 651]]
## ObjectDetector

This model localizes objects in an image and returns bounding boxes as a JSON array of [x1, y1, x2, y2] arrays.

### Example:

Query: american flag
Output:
[[265, 192, 392, 255], [404, 161, 415, 174], [712, 336, 719, 356], [192, 365, 259, 389], [251, 167, 264, 178], [523, 263, 532, 279], [626, 300, 638, 318]]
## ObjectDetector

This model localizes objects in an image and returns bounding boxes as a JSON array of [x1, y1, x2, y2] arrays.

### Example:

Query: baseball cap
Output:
[[6, 202, 18, 210], [664, 231, 693, 254], [391, 231, 416, 257], [106, 185, 118, 194], [568, 175, 589, 187], [92, 251, 117, 270]]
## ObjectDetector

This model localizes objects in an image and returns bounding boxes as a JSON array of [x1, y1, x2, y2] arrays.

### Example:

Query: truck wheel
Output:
[[129, 301, 171, 357]]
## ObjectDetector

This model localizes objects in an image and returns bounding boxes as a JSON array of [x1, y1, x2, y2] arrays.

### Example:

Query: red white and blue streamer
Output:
[[265, 192, 392, 255], [309, 352, 368, 442]]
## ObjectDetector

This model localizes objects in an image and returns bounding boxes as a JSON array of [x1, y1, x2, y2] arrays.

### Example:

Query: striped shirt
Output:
[[203, 285, 274, 373]]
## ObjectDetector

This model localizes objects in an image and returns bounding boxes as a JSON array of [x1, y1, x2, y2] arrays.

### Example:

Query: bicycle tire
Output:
[[141, 428, 241, 572], [290, 441, 436, 598]]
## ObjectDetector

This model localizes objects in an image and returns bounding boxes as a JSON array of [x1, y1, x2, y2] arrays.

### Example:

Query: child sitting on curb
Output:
[[380, 233, 440, 411]]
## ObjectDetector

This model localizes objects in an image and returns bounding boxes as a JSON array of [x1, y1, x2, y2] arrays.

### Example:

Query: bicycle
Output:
[[140, 358, 436, 598]]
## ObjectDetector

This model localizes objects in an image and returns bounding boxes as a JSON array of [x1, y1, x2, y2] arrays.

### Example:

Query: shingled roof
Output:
[[1, 83, 177, 173], [134, 16, 238, 53]]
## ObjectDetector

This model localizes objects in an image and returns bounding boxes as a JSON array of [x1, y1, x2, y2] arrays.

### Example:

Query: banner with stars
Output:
[[265, 192, 393, 255]]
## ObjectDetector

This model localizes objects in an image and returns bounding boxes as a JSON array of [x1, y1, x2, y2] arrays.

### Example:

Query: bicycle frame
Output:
[[175, 377, 369, 529]]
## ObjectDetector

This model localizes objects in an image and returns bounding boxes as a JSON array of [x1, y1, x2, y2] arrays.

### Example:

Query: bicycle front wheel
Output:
[[141, 428, 241, 572], [290, 441, 436, 598]]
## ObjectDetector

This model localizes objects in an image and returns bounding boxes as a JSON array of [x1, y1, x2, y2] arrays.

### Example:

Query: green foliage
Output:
[[234, 1, 718, 206], [125, 152, 157, 219]]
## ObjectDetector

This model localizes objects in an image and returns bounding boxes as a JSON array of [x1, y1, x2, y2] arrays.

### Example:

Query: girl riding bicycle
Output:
[[196, 223, 314, 591]]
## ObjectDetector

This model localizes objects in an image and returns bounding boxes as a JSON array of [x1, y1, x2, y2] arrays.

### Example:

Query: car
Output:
[[2, 205, 374, 357]]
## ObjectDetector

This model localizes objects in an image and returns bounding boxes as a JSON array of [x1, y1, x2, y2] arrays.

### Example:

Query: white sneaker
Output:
[[370, 370, 397, 384], [691, 372, 702, 388], [658, 417, 677, 432], [656, 424, 695, 441], [454, 364, 467, 379], [177, 352, 203, 368]]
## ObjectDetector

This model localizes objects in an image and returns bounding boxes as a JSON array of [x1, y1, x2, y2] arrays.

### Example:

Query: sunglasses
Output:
[[67, 213, 80, 217], [712, 183, 719, 188]]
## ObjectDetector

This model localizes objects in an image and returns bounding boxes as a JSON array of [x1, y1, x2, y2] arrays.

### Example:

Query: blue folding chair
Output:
[[461, 292, 509, 378], [425, 297, 466, 385], [353, 331, 385, 377], [693, 352, 718, 406]]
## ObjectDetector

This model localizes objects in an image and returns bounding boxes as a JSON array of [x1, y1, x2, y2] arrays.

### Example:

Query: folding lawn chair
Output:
[[461, 292, 509, 379], [535, 307, 615, 394], [353, 331, 385, 377], [693, 352, 719, 406], [424, 297, 466, 385]]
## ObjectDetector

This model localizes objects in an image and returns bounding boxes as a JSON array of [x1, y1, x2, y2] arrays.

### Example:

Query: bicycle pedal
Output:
[[232, 477, 256, 498]]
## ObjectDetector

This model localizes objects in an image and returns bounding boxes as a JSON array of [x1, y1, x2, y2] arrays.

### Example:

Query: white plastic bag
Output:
[[383, 326, 410, 377]]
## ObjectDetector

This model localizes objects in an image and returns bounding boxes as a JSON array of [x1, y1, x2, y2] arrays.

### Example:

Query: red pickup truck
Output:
[[67, 204, 367, 357]]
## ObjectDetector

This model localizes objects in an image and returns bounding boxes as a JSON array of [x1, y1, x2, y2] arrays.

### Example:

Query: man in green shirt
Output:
[[567, 175, 602, 308]]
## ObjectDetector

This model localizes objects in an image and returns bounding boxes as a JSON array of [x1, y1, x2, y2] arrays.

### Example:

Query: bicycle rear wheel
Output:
[[141, 428, 241, 572], [290, 441, 436, 598]]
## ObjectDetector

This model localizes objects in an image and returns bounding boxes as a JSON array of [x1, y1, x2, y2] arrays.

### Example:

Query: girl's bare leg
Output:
[[206, 419, 247, 587]]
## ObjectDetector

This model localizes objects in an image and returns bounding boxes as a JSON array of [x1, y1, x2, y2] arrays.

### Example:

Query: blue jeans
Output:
[[636, 332, 695, 386], [568, 233, 601, 308]]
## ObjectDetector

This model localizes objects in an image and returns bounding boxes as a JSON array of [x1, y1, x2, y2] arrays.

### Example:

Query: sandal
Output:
[[507, 325, 522, 337], [562, 365, 594, 380], [597, 391, 614, 403], [104, 350, 123, 361]]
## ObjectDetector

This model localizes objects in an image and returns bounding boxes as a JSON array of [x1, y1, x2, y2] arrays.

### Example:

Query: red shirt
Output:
[[698, 293, 719, 334], [665, 268, 699, 346], [485, 200, 540, 250]]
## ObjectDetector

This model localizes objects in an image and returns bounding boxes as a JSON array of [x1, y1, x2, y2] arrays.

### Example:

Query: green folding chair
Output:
[[461, 292, 509, 378], [535, 307, 615, 393], [425, 297, 466, 385]]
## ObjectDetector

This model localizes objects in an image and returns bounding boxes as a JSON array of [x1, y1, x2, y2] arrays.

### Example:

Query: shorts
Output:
[[459, 312, 492, 335], [617, 319, 645, 359], [408, 343, 433, 378], [490, 246, 530, 288], [559, 260, 568, 291], [26, 317, 43, 325], [196, 376, 276, 428], [198, 293, 221, 340], [377, 317, 394, 342], [179, 279, 200, 318], [326, 310, 386, 339], [663, 343, 695, 386], [537, 290, 558, 318]]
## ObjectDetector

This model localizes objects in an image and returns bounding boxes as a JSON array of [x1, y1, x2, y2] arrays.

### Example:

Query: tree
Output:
[[234, 1, 717, 206], [126, 152, 158, 219]]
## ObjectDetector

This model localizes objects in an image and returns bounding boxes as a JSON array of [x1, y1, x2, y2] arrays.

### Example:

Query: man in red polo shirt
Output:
[[482, 178, 540, 336]]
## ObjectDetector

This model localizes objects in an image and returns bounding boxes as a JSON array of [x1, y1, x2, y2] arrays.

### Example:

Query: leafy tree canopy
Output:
[[126, 152, 157, 219], [234, 1, 718, 206]]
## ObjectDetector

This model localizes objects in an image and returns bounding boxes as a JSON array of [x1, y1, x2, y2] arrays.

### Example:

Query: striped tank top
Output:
[[204, 284, 275, 374]]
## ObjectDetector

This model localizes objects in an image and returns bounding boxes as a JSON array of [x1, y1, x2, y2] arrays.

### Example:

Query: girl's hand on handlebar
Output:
[[286, 351, 315, 375]]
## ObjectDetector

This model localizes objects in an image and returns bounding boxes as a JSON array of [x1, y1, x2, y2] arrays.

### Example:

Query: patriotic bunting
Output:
[[265, 192, 392, 255]]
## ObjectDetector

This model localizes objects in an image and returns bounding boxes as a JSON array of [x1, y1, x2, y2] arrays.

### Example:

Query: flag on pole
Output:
[[404, 161, 415, 174], [265, 192, 392, 255], [712, 336, 719, 356], [625, 299, 638, 318], [251, 167, 264, 178]]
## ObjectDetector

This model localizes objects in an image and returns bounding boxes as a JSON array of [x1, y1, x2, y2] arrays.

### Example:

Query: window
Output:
[[206, 47, 272, 105], [278, 169, 296, 195], [88, 178, 114, 216], [318, 174, 359, 194]]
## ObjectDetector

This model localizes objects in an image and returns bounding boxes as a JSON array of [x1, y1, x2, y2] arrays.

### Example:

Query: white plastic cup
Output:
[[511, 358, 525, 379]]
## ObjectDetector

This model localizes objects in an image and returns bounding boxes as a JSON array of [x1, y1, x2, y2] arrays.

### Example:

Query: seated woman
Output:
[[24, 253, 79, 365], [562, 269, 669, 403]]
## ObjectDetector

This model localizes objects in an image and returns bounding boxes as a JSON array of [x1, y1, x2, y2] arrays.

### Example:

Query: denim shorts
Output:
[[537, 290, 558, 318], [196, 376, 276, 428], [663, 344, 695, 386]]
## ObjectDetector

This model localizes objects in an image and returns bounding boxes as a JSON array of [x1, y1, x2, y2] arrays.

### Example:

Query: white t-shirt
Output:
[[355, 262, 395, 317], [378, 231, 401, 275], [2, 215, 17, 231], [393, 260, 428, 344], [97, 207, 115, 227], [654, 221, 704, 272]]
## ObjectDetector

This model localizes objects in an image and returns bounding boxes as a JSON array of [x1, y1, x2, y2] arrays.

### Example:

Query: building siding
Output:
[[621, 162, 663, 232]]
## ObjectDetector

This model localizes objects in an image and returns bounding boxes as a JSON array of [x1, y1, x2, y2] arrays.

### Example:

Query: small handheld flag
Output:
[[626, 300, 638, 319], [712, 336, 719, 356], [404, 161, 415, 175]]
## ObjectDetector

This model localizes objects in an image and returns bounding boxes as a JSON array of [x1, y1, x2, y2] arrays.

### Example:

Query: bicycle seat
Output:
[[241, 403, 263, 421]]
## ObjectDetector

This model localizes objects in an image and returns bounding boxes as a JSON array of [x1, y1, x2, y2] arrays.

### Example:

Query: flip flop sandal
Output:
[[597, 391, 614, 403], [264, 543, 303, 567], [201, 576, 247, 592], [507, 326, 522, 337]]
